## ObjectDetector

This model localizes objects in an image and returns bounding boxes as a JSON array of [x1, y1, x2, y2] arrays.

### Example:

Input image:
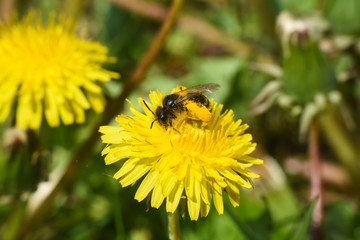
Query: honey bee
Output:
[[143, 83, 220, 129]]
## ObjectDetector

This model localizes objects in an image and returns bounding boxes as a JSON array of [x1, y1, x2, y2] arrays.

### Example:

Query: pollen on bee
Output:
[[184, 101, 212, 124]]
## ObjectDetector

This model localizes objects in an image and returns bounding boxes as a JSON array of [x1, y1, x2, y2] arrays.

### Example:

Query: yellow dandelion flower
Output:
[[100, 87, 263, 221], [0, 12, 119, 130]]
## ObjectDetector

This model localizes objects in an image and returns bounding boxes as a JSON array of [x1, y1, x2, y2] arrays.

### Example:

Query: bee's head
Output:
[[142, 100, 171, 129], [154, 107, 168, 128]]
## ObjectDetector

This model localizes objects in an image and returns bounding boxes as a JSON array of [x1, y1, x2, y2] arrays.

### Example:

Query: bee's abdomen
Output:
[[188, 94, 210, 108]]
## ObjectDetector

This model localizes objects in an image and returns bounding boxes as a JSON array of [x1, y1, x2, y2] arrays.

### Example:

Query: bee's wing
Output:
[[173, 83, 220, 105]]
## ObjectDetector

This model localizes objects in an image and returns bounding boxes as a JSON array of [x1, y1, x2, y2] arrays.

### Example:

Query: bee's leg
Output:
[[168, 112, 177, 127], [169, 117, 181, 134]]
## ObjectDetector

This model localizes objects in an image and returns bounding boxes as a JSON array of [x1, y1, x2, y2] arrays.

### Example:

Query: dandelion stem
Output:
[[0, 0, 15, 21], [308, 121, 324, 240], [168, 211, 181, 240], [16, 0, 183, 238]]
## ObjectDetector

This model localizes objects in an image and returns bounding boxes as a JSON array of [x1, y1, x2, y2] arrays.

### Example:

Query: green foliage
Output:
[[278, 0, 317, 13], [283, 43, 337, 103], [324, 0, 360, 34], [324, 201, 360, 240], [290, 197, 317, 240]]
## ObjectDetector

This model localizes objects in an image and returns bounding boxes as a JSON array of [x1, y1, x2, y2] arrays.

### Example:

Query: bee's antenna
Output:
[[150, 119, 157, 129], [143, 100, 154, 114]]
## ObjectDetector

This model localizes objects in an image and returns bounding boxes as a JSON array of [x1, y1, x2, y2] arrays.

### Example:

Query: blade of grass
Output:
[[288, 197, 318, 240]]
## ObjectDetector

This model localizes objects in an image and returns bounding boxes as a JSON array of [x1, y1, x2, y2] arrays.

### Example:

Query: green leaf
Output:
[[324, 201, 359, 240], [325, 0, 360, 34], [3, 202, 27, 240], [278, 0, 316, 12], [290, 197, 318, 240], [186, 57, 245, 103], [266, 187, 300, 239], [283, 43, 337, 103]]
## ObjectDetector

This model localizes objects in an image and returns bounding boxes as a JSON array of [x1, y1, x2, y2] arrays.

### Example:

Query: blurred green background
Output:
[[1, 0, 360, 239]]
